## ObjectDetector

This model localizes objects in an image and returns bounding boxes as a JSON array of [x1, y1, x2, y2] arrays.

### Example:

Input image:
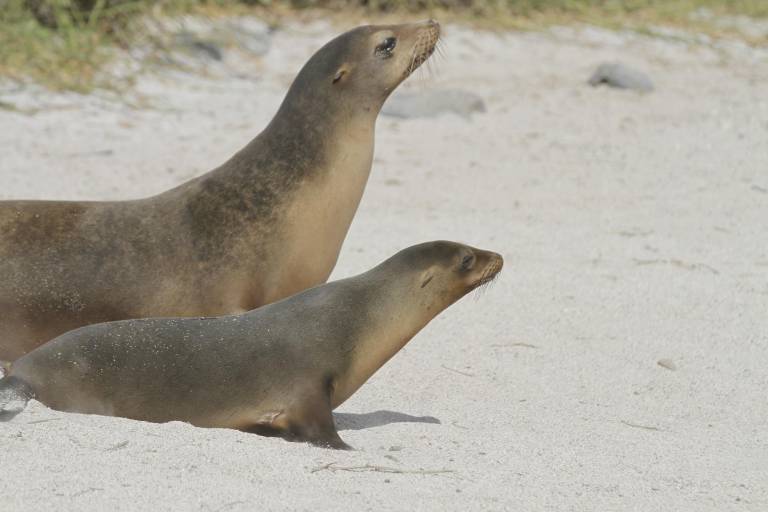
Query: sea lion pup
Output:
[[0, 241, 502, 449], [0, 20, 441, 361]]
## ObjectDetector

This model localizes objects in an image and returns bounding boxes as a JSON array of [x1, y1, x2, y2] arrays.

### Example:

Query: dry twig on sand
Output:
[[310, 462, 455, 476], [621, 420, 662, 432]]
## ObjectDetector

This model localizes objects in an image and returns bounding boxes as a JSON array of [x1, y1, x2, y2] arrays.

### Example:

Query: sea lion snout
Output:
[[415, 19, 441, 44], [466, 249, 504, 291], [402, 20, 441, 78]]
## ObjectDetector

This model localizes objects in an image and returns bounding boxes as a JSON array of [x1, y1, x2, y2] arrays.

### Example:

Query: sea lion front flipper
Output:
[[290, 398, 352, 450], [283, 388, 352, 450], [244, 393, 351, 450]]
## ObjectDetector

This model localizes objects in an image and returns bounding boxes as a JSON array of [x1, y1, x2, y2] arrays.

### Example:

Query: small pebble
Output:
[[588, 62, 654, 92], [657, 359, 677, 371]]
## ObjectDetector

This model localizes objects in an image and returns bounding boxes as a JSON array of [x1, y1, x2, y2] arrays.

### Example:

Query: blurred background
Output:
[[0, 0, 766, 93]]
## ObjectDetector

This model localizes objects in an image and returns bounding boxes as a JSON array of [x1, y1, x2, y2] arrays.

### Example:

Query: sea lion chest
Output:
[[265, 132, 375, 301]]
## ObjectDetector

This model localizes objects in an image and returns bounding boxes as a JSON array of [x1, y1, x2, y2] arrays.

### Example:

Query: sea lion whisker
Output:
[[423, 58, 437, 81], [473, 276, 498, 299], [470, 262, 502, 297], [435, 40, 447, 60], [407, 48, 419, 77]]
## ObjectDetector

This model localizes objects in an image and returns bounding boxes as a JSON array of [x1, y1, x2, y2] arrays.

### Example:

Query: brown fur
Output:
[[2, 241, 502, 449], [0, 20, 441, 360]]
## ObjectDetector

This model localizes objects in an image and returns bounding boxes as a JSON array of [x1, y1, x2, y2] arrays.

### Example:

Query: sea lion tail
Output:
[[0, 375, 34, 422]]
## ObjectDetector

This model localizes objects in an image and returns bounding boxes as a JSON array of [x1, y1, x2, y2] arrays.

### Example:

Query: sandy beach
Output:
[[1, 18, 767, 510]]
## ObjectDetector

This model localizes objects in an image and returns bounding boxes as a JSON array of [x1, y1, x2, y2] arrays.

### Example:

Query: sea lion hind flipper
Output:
[[0, 376, 34, 422]]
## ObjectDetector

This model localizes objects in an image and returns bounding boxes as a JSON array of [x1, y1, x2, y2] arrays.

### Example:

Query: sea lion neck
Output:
[[329, 267, 440, 409], [162, 81, 380, 307], [268, 66, 385, 130], [208, 81, 379, 188]]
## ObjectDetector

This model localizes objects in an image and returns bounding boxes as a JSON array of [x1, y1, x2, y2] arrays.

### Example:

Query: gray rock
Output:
[[383, 89, 486, 120], [657, 359, 677, 371], [588, 62, 654, 92], [174, 32, 224, 61], [161, 17, 271, 64]]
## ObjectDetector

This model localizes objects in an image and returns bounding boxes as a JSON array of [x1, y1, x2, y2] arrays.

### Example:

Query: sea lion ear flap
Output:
[[333, 68, 348, 84]]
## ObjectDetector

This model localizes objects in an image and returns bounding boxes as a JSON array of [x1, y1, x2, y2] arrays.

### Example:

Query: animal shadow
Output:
[[334, 410, 440, 431]]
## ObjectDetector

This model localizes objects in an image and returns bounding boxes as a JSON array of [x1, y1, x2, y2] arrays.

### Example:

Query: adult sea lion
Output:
[[0, 20, 441, 361], [0, 241, 503, 449]]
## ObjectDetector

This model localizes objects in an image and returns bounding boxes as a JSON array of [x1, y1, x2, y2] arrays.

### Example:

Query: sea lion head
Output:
[[328, 241, 502, 408], [375, 240, 504, 317], [400, 240, 503, 302], [287, 20, 441, 114], [331, 20, 441, 99]]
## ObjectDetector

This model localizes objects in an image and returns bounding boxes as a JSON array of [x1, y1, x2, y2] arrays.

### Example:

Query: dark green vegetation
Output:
[[1, 0, 766, 91]]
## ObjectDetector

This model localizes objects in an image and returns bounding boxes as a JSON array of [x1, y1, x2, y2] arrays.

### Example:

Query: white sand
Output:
[[1, 20, 767, 511]]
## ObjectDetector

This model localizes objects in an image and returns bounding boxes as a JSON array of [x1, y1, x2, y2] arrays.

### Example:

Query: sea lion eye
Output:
[[460, 254, 475, 271], [375, 37, 397, 57]]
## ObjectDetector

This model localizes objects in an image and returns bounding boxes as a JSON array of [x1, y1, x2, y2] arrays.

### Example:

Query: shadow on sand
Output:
[[334, 410, 441, 431]]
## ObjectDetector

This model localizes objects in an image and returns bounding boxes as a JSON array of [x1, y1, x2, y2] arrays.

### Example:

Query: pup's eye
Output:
[[375, 37, 397, 57], [460, 254, 475, 271]]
